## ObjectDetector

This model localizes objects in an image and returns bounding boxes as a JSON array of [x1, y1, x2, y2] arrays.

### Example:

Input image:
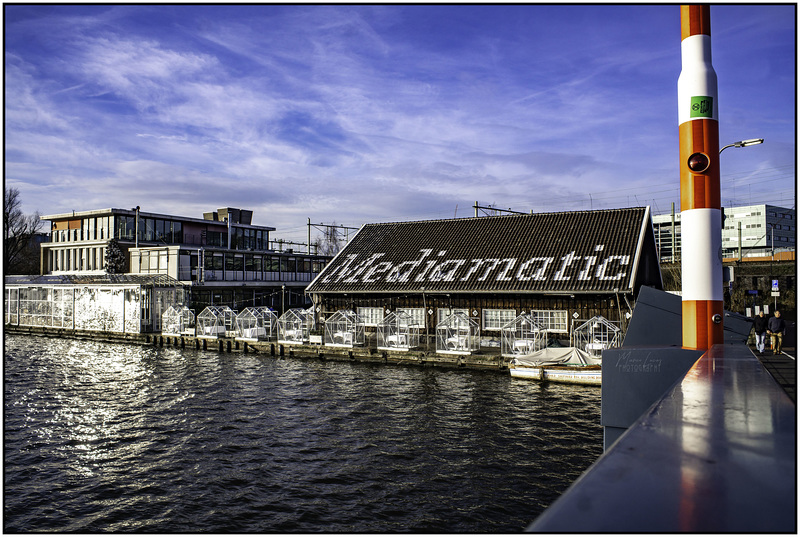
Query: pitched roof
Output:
[[306, 207, 657, 295]]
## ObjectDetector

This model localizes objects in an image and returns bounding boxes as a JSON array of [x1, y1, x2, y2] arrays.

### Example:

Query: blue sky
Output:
[[5, 4, 796, 245]]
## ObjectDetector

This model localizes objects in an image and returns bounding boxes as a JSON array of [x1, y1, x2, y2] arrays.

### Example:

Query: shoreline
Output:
[[4, 325, 509, 372]]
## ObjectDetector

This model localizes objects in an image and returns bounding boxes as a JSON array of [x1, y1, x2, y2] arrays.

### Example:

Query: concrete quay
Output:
[[4, 325, 509, 372]]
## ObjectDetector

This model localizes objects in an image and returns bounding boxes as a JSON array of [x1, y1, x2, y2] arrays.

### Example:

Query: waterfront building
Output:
[[5, 206, 331, 335], [305, 207, 663, 346], [653, 203, 795, 262], [4, 273, 185, 333], [37, 206, 330, 313]]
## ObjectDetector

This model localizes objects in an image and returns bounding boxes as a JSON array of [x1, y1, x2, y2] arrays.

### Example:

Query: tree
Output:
[[312, 222, 344, 257], [4, 187, 43, 274], [104, 239, 125, 274]]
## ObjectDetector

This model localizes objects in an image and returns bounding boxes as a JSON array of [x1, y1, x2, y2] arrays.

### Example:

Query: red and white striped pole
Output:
[[678, 5, 723, 350]]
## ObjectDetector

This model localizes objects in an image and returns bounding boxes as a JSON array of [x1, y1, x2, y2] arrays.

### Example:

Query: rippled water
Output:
[[4, 334, 602, 532]]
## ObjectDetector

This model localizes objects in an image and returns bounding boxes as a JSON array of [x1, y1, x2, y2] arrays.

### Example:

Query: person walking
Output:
[[753, 311, 769, 354], [767, 310, 786, 355]]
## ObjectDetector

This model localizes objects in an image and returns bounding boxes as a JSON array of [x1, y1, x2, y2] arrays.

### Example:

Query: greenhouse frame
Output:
[[277, 307, 313, 344], [162, 305, 195, 336], [500, 313, 546, 357], [4, 274, 185, 334], [324, 310, 365, 348], [377, 311, 420, 351], [197, 305, 236, 338], [235, 307, 277, 341], [573, 315, 622, 357], [436, 312, 480, 355]]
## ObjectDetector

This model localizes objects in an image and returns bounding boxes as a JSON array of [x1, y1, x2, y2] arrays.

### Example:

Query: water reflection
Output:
[[5, 334, 602, 532]]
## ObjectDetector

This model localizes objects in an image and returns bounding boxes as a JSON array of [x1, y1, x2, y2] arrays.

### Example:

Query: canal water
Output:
[[4, 334, 602, 532]]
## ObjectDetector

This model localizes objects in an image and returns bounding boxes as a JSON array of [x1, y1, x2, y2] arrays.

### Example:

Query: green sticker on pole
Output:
[[690, 96, 713, 118]]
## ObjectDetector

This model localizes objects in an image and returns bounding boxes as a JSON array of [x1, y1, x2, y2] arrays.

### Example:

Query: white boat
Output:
[[509, 347, 602, 386]]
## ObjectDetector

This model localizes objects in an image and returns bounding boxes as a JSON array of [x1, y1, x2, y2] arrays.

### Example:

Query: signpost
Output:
[[771, 279, 779, 310]]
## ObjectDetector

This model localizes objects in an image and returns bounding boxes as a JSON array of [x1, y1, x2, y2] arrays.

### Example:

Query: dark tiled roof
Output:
[[5, 273, 184, 287], [307, 208, 654, 294]]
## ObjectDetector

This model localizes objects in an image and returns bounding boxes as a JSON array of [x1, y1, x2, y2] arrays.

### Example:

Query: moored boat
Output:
[[509, 347, 602, 386]]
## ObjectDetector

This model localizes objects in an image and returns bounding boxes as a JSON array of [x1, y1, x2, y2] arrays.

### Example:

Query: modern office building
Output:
[[37, 206, 330, 313], [652, 204, 795, 262]]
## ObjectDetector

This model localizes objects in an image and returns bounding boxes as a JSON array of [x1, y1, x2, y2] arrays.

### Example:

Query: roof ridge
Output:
[[363, 206, 647, 227]]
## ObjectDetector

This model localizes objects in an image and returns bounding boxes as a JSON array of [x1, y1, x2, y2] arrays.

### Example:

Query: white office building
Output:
[[652, 204, 795, 262]]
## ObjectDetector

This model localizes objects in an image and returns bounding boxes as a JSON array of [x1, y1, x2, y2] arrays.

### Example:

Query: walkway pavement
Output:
[[752, 345, 795, 404]]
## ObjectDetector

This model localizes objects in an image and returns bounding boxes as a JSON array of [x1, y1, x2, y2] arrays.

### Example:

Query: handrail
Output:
[[528, 343, 796, 533]]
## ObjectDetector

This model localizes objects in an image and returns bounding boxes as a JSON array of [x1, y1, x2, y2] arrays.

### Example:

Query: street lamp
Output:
[[719, 138, 764, 153]]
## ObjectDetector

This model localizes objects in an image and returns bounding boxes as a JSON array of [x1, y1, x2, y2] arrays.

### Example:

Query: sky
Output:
[[4, 4, 796, 246]]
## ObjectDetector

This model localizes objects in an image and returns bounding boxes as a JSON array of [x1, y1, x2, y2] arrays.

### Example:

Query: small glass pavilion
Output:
[[501, 313, 545, 357], [162, 304, 195, 336], [573, 315, 621, 357], [377, 311, 420, 351], [196, 306, 236, 338], [235, 307, 277, 341], [436, 312, 480, 355], [324, 310, 365, 347], [277, 308, 313, 344]]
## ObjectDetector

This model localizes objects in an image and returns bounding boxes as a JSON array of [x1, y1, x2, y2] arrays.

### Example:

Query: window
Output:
[[171, 221, 182, 243], [531, 310, 568, 332], [438, 307, 469, 324], [397, 308, 425, 328], [156, 219, 166, 242], [482, 309, 516, 330], [358, 307, 384, 327]]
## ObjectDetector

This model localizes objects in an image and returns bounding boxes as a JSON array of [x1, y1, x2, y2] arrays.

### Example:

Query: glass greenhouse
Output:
[[196, 306, 236, 338], [162, 305, 195, 336], [573, 315, 621, 357], [324, 310, 365, 347], [436, 311, 480, 355], [277, 308, 313, 344], [500, 313, 546, 357], [235, 307, 277, 341], [4, 275, 184, 334], [377, 311, 420, 351]]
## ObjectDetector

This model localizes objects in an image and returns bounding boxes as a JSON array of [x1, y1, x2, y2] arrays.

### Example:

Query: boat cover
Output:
[[510, 347, 600, 367]]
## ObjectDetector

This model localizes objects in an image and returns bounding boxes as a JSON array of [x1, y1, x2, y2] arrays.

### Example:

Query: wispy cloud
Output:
[[4, 4, 795, 243]]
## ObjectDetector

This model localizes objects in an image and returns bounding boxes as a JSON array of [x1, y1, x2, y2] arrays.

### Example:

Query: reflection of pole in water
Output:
[[677, 5, 723, 350]]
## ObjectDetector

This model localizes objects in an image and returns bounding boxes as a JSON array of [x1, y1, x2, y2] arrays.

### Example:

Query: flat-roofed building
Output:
[[36, 207, 330, 315], [653, 204, 795, 262]]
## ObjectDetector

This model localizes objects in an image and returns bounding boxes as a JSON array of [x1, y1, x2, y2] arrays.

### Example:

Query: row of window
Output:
[[49, 247, 105, 272], [354, 307, 569, 332], [724, 235, 792, 243], [200, 252, 325, 274], [113, 216, 270, 250]]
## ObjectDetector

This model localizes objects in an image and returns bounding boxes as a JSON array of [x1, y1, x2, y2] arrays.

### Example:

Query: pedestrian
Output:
[[752, 310, 769, 354], [767, 310, 786, 355]]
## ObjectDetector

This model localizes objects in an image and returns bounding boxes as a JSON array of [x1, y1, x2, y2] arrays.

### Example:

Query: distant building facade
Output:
[[35, 206, 330, 315], [653, 204, 795, 262]]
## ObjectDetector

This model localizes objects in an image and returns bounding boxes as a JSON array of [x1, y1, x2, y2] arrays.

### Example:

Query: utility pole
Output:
[[472, 202, 532, 217]]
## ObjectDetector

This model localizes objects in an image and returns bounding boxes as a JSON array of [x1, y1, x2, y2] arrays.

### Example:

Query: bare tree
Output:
[[4, 187, 43, 274], [312, 222, 344, 257]]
